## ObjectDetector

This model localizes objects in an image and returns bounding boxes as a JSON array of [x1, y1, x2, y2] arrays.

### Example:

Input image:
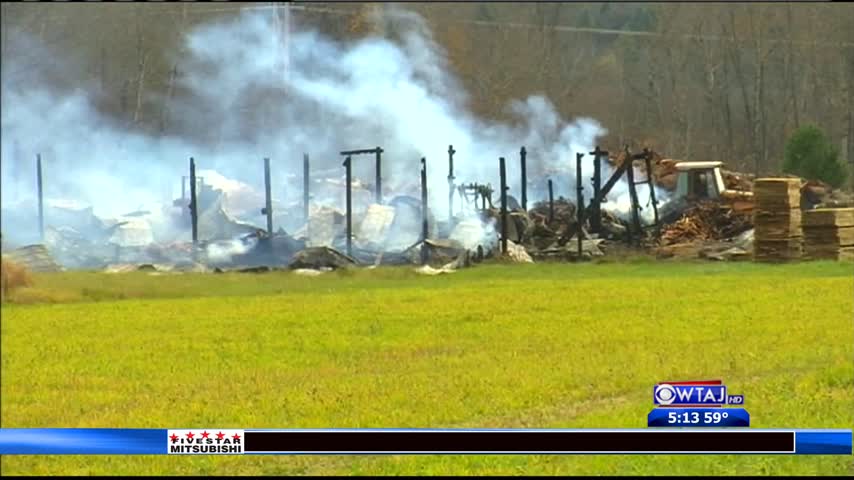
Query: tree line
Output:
[[2, 2, 852, 187]]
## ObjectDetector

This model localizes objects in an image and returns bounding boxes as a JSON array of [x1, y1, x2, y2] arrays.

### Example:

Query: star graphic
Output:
[[169, 433, 179, 443], [231, 433, 241, 441], [216, 431, 225, 440], [185, 431, 195, 440], [201, 431, 210, 439]]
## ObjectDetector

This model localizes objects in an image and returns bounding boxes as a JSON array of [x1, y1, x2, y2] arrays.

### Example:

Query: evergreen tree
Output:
[[783, 125, 847, 188]]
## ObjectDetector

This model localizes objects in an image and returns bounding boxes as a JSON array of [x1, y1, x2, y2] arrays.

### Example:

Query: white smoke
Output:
[[205, 237, 257, 264], [449, 216, 499, 252], [1, 7, 666, 248]]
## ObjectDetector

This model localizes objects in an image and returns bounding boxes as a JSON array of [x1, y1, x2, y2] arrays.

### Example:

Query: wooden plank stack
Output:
[[802, 208, 854, 261], [752, 178, 802, 262]]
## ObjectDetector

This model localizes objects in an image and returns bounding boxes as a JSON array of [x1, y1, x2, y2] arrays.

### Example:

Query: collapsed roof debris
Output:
[[6, 142, 853, 274]]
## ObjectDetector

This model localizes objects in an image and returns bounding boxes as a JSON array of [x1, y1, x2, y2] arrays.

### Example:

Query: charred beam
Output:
[[448, 144, 456, 229], [375, 147, 382, 204], [588, 146, 607, 234], [303, 153, 310, 226], [339, 147, 384, 205], [189, 157, 198, 245], [343, 155, 352, 257], [587, 149, 645, 215], [576, 152, 584, 259], [340, 148, 383, 156], [520, 146, 528, 211], [420, 157, 429, 265], [36, 153, 44, 242], [548, 178, 554, 223], [499, 157, 508, 254], [262, 157, 273, 236]]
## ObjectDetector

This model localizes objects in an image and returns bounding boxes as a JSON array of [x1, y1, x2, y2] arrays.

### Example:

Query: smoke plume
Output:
[[1, 6, 664, 248]]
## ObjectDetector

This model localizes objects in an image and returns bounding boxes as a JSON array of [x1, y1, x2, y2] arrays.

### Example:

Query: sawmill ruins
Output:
[[3, 142, 852, 275]]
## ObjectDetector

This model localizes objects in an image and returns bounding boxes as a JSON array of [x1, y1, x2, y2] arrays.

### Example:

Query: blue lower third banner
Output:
[[0, 429, 850, 455], [648, 408, 750, 427]]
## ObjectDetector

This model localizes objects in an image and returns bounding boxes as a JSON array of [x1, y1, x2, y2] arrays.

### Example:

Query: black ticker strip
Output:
[[244, 430, 795, 454]]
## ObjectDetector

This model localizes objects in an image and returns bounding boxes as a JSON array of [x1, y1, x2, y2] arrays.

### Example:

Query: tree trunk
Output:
[[848, 54, 854, 190], [99, 47, 107, 92], [752, 7, 767, 174], [159, 65, 177, 134], [160, 3, 188, 134], [726, 7, 755, 173], [785, 3, 800, 131], [133, 52, 148, 126], [133, 18, 148, 127]]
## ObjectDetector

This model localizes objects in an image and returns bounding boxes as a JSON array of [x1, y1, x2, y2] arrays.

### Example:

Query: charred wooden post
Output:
[[447, 145, 456, 229], [520, 146, 528, 211], [643, 151, 660, 240], [576, 152, 585, 259], [340, 147, 384, 205], [36, 153, 44, 242], [303, 153, 310, 225], [584, 148, 640, 225], [588, 146, 607, 234], [343, 155, 353, 257], [499, 157, 508, 254], [420, 157, 429, 265], [548, 178, 554, 223], [262, 157, 273, 236], [189, 157, 198, 245], [375, 147, 383, 204]]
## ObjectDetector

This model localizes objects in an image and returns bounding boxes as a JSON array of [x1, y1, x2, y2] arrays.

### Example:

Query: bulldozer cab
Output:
[[675, 161, 726, 200]]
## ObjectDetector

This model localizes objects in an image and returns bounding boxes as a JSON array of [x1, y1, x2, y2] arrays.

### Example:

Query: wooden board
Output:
[[754, 208, 801, 222], [755, 222, 802, 239], [803, 226, 854, 247], [753, 238, 802, 262], [753, 178, 801, 194], [755, 193, 800, 210], [804, 245, 854, 261], [802, 208, 854, 228], [753, 208, 801, 239], [753, 178, 801, 210]]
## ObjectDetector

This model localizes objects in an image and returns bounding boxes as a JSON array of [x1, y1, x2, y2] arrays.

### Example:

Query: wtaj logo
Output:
[[653, 380, 744, 407], [167, 429, 244, 455]]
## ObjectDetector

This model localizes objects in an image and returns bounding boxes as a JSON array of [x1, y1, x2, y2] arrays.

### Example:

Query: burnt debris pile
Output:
[[5, 142, 853, 274]]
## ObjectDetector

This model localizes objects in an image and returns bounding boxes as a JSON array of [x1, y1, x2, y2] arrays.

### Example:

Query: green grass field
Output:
[[1, 261, 852, 475]]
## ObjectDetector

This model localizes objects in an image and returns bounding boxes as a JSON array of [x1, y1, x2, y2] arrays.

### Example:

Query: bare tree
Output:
[[132, 14, 150, 127]]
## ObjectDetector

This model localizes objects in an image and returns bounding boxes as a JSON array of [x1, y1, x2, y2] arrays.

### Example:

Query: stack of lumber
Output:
[[752, 178, 802, 262], [802, 208, 854, 261]]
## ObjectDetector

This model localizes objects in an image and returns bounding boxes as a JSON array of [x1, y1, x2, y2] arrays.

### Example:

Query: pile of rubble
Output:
[[6, 147, 852, 274], [660, 201, 753, 245]]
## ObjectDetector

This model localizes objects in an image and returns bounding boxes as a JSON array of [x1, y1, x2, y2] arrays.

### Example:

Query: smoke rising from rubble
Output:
[[206, 237, 258, 264], [1, 7, 664, 248]]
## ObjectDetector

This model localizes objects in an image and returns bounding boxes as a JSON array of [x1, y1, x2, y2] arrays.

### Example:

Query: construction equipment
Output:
[[658, 160, 755, 225]]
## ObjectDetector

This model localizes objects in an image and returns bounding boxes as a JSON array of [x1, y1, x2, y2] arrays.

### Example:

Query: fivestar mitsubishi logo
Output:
[[167, 429, 244, 455]]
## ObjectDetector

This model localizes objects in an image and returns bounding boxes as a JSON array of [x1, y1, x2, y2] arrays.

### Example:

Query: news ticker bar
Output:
[[0, 429, 851, 455]]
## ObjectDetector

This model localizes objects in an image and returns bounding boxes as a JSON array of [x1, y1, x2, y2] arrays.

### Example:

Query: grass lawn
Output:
[[1, 261, 852, 475]]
